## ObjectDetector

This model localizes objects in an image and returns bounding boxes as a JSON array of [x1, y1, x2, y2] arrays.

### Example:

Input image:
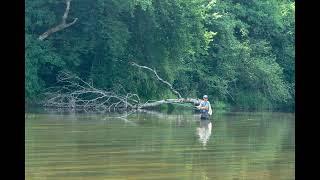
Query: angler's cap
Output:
[[203, 95, 208, 99]]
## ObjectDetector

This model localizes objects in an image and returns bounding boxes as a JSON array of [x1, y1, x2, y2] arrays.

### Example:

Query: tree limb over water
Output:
[[38, 0, 78, 41], [43, 63, 200, 112], [130, 62, 182, 99]]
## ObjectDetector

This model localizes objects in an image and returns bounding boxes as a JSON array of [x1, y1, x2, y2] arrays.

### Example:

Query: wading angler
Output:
[[196, 95, 213, 120]]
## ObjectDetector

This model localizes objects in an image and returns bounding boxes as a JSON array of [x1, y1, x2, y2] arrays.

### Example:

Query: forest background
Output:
[[25, 0, 295, 111]]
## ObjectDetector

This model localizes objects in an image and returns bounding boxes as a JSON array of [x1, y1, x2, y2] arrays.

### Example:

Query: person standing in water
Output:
[[196, 95, 212, 120]]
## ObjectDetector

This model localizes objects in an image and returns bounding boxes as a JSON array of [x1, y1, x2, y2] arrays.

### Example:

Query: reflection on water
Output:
[[26, 111, 294, 179], [196, 120, 212, 147]]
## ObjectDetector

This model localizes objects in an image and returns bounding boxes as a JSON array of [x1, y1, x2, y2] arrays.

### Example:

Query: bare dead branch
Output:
[[38, 0, 78, 41], [138, 98, 200, 109], [130, 62, 182, 98]]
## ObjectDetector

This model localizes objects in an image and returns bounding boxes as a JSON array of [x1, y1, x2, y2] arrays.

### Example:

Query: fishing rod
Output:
[[170, 102, 215, 115], [164, 101, 214, 114], [167, 102, 200, 109]]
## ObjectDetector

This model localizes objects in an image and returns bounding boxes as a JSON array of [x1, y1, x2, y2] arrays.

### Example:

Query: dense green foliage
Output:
[[26, 0, 295, 110]]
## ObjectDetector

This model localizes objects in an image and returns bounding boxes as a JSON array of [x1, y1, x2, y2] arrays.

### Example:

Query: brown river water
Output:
[[25, 111, 294, 180]]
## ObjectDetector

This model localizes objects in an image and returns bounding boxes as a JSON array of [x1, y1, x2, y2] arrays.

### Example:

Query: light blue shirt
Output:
[[200, 101, 210, 114]]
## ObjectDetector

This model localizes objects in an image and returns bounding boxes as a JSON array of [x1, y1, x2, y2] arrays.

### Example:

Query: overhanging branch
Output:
[[38, 0, 78, 41], [130, 62, 182, 98]]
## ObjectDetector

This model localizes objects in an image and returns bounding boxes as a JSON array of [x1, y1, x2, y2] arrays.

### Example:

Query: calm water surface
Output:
[[26, 111, 294, 180]]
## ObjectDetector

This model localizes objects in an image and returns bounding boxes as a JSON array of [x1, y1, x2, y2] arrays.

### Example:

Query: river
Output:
[[25, 110, 294, 179]]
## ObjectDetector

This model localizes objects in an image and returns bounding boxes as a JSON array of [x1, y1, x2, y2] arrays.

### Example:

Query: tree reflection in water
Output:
[[196, 120, 212, 147]]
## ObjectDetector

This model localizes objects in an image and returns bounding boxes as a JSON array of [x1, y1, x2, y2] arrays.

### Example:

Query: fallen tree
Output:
[[42, 62, 201, 112]]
